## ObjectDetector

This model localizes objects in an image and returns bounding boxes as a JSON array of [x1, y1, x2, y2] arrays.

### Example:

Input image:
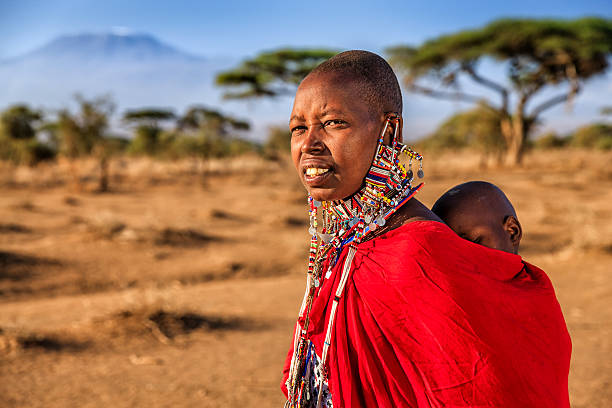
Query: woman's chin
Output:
[[307, 186, 359, 203], [306, 187, 335, 202]]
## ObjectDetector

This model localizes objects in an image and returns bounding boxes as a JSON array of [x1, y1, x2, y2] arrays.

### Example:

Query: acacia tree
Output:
[[1, 105, 42, 140], [215, 48, 336, 98], [178, 106, 249, 135], [56, 95, 115, 191], [122, 108, 175, 156], [388, 17, 612, 165], [0, 105, 54, 165], [175, 106, 251, 178]]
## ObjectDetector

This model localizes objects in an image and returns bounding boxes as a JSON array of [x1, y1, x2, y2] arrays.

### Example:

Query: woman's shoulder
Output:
[[357, 219, 524, 282], [360, 219, 456, 254], [352, 221, 453, 284]]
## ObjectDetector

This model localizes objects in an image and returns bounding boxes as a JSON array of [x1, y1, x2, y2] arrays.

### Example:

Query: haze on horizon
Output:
[[1, 0, 611, 141]]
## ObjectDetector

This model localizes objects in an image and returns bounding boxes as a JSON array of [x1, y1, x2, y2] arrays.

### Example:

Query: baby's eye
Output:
[[472, 236, 483, 244]]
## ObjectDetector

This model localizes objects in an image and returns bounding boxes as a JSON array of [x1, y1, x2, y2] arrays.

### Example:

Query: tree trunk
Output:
[[98, 156, 109, 192], [198, 157, 208, 188], [505, 117, 525, 166], [69, 159, 82, 192], [500, 102, 528, 166]]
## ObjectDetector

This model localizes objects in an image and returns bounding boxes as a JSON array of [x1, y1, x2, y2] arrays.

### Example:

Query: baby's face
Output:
[[444, 210, 515, 254]]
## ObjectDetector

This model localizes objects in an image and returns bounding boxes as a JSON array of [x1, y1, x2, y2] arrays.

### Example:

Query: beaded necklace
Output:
[[285, 114, 424, 408]]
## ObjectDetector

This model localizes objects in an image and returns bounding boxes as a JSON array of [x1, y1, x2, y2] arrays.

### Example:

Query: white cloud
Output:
[[110, 26, 134, 36]]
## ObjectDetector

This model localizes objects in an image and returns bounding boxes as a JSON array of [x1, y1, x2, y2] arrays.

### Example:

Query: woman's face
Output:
[[290, 73, 383, 202]]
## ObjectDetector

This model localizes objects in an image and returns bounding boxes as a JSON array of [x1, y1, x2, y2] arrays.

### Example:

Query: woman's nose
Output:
[[301, 125, 325, 154]]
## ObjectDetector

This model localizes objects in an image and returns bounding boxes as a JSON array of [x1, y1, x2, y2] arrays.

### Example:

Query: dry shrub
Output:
[[63, 196, 80, 206], [0, 223, 31, 233], [11, 200, 36, 212], [285, 216, 307, 227], [0, 328, 89, 355], [209, 209, 249, 221], [0, 251, 61, 281], [86, 212, 126, 239], [147, 310, 247, 338], [83, 217, 220, 249], [90, 307, 260, 346], [154, 228, 219, 247]]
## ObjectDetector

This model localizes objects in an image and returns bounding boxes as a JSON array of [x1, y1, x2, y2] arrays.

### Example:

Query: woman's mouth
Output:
[[304, 167, 333, 186]]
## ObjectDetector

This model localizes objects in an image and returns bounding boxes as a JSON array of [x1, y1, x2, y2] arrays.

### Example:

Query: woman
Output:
[[282, 50, 570, 408]]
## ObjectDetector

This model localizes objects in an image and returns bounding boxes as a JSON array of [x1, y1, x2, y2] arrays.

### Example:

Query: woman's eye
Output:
[[291, 126, 306, 136], [324, 119, 345, 127]]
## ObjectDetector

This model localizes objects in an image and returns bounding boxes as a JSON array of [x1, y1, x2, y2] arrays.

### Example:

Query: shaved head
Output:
[[307, 50, 403, 116], [432, 181, 516, 222], [432, 181, 522, 253]]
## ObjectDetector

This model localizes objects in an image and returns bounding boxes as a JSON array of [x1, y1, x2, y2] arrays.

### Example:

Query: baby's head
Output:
[[432, 181, 522, 254]]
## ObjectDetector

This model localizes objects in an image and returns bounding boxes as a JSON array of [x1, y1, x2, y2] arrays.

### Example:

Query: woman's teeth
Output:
[[305, 168, 329, 176]]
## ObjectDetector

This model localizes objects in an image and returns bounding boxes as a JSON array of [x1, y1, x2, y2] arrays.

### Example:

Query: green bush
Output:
[[128, 126, 162, 156], [571, 123, 612, 150], [161, 131, 256, 160], [533, 132, 571, 149], [23, 140, 56, 165], [0, 105, 41, 140], [418, 104, 505, 154], [265, 126, 291, 152], [0, 136, 56, 165], [165, 133, 200, 159], [262, 126, 291, 160], [226, 138, 259, 156]]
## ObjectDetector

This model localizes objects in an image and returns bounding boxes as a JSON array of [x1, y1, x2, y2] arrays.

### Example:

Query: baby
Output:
[[431, 181, 522, 254]]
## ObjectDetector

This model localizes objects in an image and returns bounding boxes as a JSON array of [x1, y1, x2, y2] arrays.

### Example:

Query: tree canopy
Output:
[[388, 17, 612, 164], [215, 48, 336, 98], [0, 104, 55, 165], [122, 108, 175, 126], [57, 95, 115, 158], [177, 106, 250, 133], [0, 105, 42, 140]]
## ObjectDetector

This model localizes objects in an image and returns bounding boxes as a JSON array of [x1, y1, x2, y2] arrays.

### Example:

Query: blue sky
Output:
[[2, 0, 610, 59], [0, 0, 611, 139]]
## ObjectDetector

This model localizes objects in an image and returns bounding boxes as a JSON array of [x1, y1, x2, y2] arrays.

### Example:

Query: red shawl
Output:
[[282, 221, 571, 407]]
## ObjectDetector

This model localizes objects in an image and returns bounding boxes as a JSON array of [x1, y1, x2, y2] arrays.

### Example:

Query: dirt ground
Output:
[[1, 150, 611, 407]]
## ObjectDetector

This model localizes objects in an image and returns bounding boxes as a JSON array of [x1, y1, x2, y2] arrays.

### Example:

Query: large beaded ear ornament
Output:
[[286, 113, 424, 408]]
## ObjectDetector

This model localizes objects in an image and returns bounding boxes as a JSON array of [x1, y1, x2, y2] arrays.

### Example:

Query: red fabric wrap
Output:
[[282, 221, 571, 407]]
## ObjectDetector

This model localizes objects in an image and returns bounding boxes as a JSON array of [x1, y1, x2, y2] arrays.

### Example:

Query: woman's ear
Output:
[[396, 115, 403, 144], [503, 215, 522, 252], [382, 113, 402, 145], [383, 121, 394, 145]]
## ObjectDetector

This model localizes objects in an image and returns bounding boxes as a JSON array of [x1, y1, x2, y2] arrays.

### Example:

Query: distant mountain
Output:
[[0, 32, 285, 135], [4, 32, 203, 64]]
